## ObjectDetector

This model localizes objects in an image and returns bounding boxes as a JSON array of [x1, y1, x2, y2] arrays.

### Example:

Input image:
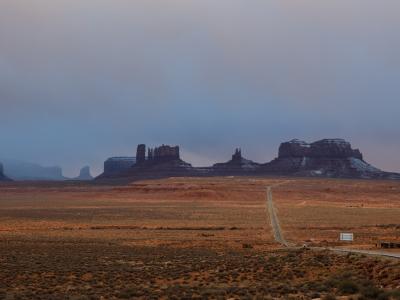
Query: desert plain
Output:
[[0, 177, 399, 299]]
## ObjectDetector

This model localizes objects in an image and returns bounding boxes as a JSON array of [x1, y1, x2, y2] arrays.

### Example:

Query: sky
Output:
[[1, 0, 400, 177]]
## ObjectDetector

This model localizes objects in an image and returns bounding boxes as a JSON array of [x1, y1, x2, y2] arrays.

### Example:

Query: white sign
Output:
[[340, 233, 354, 241]]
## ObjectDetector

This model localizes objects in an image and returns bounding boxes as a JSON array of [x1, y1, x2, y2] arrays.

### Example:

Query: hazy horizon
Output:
[[1, 1, 400, 177]]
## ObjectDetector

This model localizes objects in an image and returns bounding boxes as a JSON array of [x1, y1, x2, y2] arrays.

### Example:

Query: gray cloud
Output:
[[1, 0, 399, 176]]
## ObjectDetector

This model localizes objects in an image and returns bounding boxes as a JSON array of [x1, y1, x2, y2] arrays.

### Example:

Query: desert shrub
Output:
[[377, 293, 391, 300], [324, 277, 337, 289], [340, 271, 355, 279], [117, 287, 142, 298], [359, 285, 388, 299], [313, 253, 331, 265], [293, 268, 306, 277], [303, 281, 329, 293], [68, 296, 90, 300], [310, 292, 321, 298], [268, 256, 278, 263], [337, 279, 359, 294], [314, 282, 329, 293], [318, 285, 330, 293], [389, 290, 400, 299]]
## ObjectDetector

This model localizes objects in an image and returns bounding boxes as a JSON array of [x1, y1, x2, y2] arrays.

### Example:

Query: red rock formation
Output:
[[278, 139, 363, 160], [0, 163, 12, 181], [147, 148, 153, 161], [104, 157, 136, 174], [262, 138, 389, 178], [309, 139, 363, 159], [278, 139, 310, 158], [148, 145, 180, 162], [96, 140, 400, 181], [74, 166, 94, 181], [213, 148, 260, 174], [231, 148, 242, 162], [136, 144, 146, 164]]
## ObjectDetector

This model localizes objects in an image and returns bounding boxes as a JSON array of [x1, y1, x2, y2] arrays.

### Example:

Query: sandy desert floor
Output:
[[0, 177, 399, 299]]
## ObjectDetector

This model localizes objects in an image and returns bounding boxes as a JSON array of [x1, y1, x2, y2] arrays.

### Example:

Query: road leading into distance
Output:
[[266, 186, 289, 247]]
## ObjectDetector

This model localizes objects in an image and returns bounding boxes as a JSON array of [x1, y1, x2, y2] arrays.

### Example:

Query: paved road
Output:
[[266, 186, 289, 247], [265, 185, 400, 259], [328, 248, 400, 259]]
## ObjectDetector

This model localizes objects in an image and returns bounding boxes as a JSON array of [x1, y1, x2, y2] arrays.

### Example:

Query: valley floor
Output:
[[0, 177, 399, 299]]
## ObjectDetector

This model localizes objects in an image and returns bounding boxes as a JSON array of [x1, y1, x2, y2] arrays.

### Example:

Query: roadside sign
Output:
[[340, 233, 354, 241]]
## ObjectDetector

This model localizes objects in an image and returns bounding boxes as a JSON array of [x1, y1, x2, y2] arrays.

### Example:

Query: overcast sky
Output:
[[1, 0, 400, 176]]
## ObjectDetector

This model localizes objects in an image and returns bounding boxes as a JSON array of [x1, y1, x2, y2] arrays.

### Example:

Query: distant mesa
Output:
[[0, 159, 66, 181], [96, 139, 400, 181], [73, 166, 94, 181], [97, 144, 194, 180], [136, 144, 146, 164], [277, 139, 311, 158], [134, 144, 194, 178], [0, 162, 12, 182], [101, 143, 183, 177], [261, 139, 397, 179], [146, 144, 181, 164], [104, 157, 136, 175]]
